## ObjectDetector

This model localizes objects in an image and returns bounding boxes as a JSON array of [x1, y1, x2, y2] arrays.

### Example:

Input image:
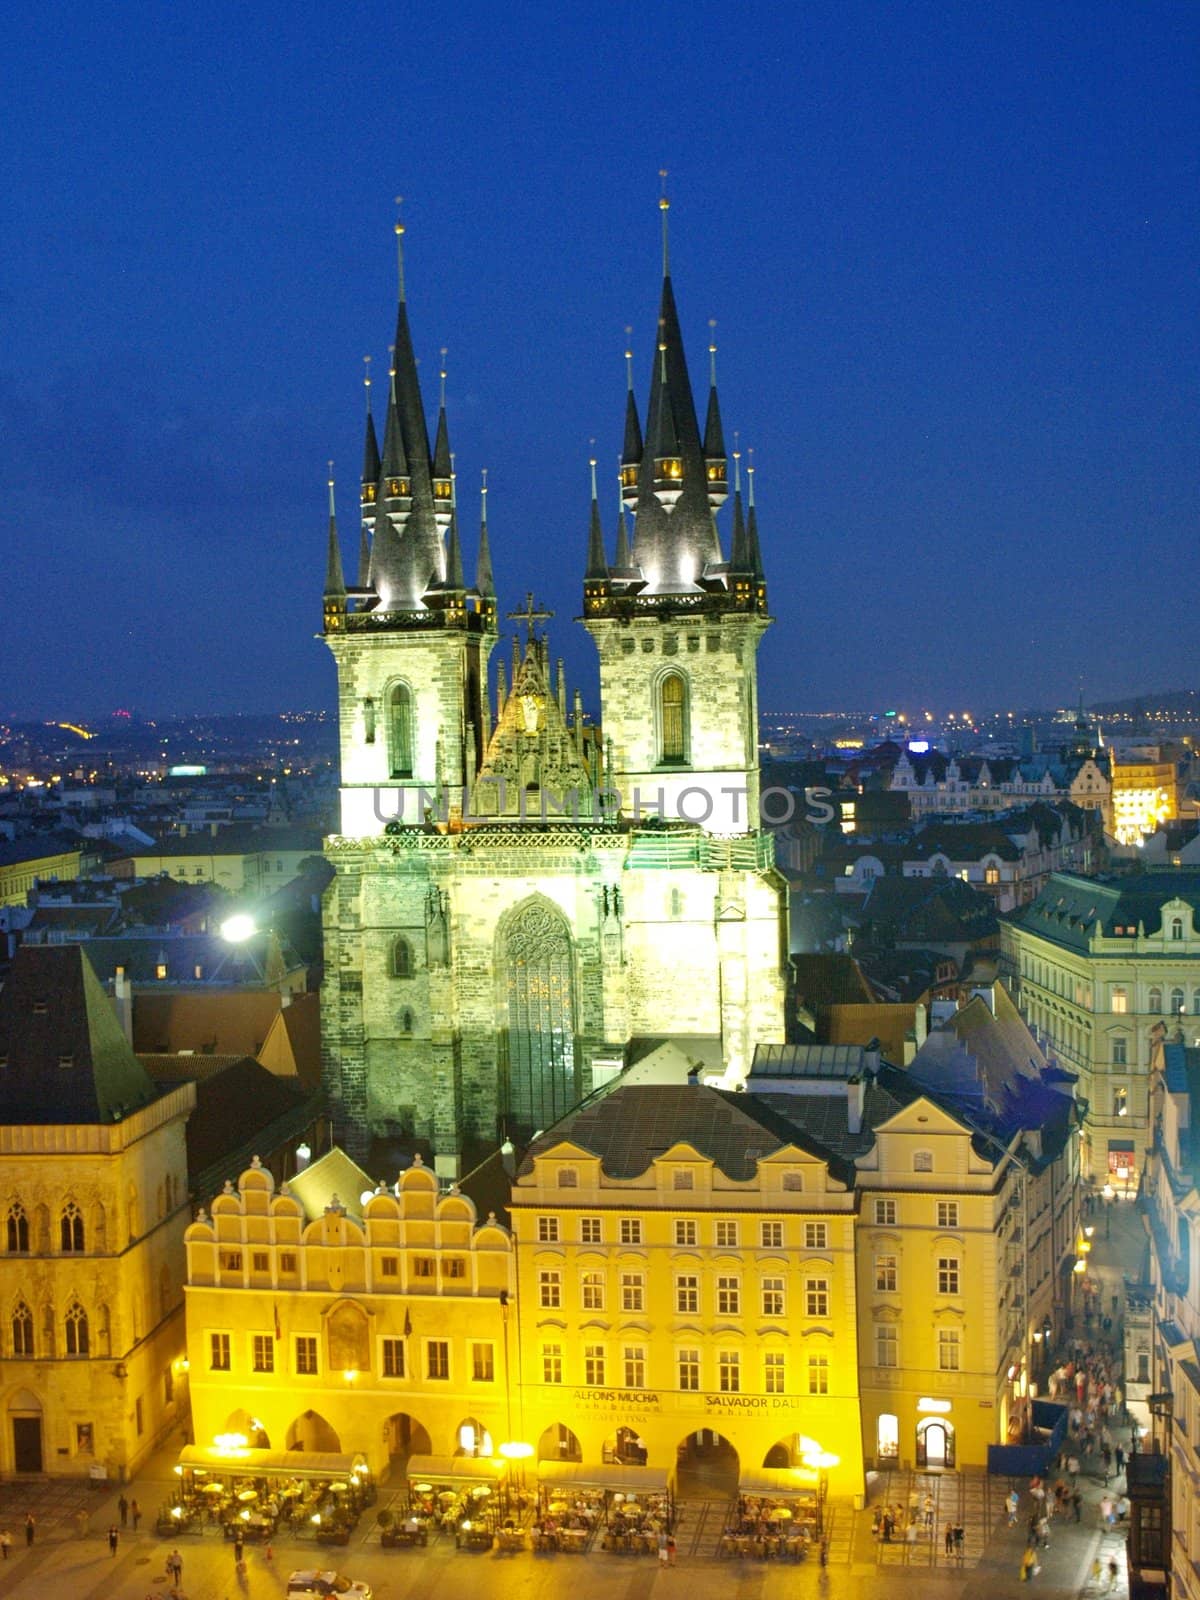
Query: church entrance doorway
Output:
[[12, 1415, 42, 1473], [916, 1418, 955, 1469]]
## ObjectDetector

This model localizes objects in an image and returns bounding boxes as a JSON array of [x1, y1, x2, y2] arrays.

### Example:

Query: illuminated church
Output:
[[320, 204, 786, 1174]]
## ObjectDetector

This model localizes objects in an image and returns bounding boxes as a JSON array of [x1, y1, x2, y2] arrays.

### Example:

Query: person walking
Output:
[[117, 1494, 128, 1528], [944, 1522, 954, 1556], [107, 1525, 119, 1556], [1072, 1490, 1082, 1522], [233, 1530, 244, 1565], [1106, 1555, 1120, 1591], [167, 1547, 183, 1585], [0, 1531, 10, 1560], [1007, 1488, 1020, 1526], [24, 1515, 35, 1548], [130, 1499, 141, 1532]]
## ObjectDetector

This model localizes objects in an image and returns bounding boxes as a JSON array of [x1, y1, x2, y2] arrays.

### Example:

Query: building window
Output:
[[537, 1216, 560, 1244], [678, 1348, 700, 1391], [6, 1202, 29, 1254], [1193, 988, 1200, 1015], [1111, 986, 1128, 1014], [717, 1276, 740, 1316], [764, 1351, 786, 1394], [210, 1332, 230, 1371], [1112, 1036, 1128, 1066], [581, 1271, 605, 1311], [64, 1301, 89, 1357], [876, 1324, 898, 1368], [441, 1257, 466, 1280], [873, 1198, 896, 1226], [1148, 987, 1162, 1014], [658, 671, 688, 764], [715, 1220, 739, 1248], [390, 935, 415, 979], [619, 1218, 642, 1245], [1114, 1086, 1128, 1117], [675, 1275, 699, 1314], [674, 1219, 697, 1246], [805, 1278, 830, 1317], [542, 1343, 563, 1384], [280, 1253, 297, 1274], [135, 1397, 144, 1436], [623, 1345, 646, 1388], [412, 1256, 436, 1279], [937, 1328, 961, 1371], [379, 1256, 397, 1277], [471, 1342, 495, 1382], [620, 1273, 645, 1313], [875, 1254, 898, 1292], [295, 1336, 318, 1375], [252, 1252, 269, 1272], [936, 1201, 959, 1229], [584, 1344, 605, 1386], [381, 1337, 405, 1378], [557, 1168, 578, 1188], [808, 1355, 830, 1395], [252, 1334, 274, 1373], [673, 1169, 694, 1190], [538, 1271, 561, 1309], [937, 1257, 960, 1295], [580, 1217, 601, 1244], [760, 1221, 784, 1248], [426, 1340, 450, 1380], [804, 1222, 829, 1249], [761, 1276, 785, 1317], [389, 683, 413, 778], [1171, 987, 1186, 1015], [913, 1150, 933, 1173], [718, 1350, 740, 1392], [984, 865, 1000, 886], [60, 1201, 85, 1253], [11, 1300, 33, 1357], [1172, 917, 1184, 941], [221, 1251, 242, 1273]]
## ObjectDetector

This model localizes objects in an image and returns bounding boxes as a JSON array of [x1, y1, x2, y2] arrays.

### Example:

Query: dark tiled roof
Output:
[[147, 1054, 313, 1193], [790, 953, 876, 1007], [1010, 871, 1200, 951], [0, 945, 161, 1124], [0, 830, 89, 867]]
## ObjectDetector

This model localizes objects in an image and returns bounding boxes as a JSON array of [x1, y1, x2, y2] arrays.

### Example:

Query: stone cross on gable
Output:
[[506, 592, 554, 648]]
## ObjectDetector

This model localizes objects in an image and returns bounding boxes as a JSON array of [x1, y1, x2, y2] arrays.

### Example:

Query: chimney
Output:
[[112, 965, 133, 1045], [847, 1075, 865, 1135], [500, 1139, 516, 1178]]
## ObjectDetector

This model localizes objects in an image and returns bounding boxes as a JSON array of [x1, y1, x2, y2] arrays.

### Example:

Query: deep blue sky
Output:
[[3, 1, 1196, 720]]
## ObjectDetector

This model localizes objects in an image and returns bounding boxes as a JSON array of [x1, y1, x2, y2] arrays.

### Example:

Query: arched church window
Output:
[[64, 1299, 89, 1357], [389, 684, 414, 778], [60, 1201, 84, 1254], [390, 936, 415, 979], [11, 1300, 33, 1357], [1148, 987, 1162, 1014], [1171, 917, 1184, 941], [6, 1202, 28, 1254], [1171, 988, 1185, 1016], [501, 901, 577, 1132], [658, 672, 687, 765]]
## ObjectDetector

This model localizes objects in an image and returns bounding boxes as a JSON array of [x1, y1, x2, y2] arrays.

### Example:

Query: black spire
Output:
[[620, 333, 643, 508], [476, 470, 495, 597], [746, 452, 764, 581], [323, 468, 346, 596], [357, 518, 372, 589], [585, 458, 609, 580], [445, 501, 465, 589], [380, 359, 410, 485], [729, 449, 749, 571], [362, 372, 381, 490]]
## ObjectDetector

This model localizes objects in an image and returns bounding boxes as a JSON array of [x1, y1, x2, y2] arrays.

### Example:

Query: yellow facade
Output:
[[184, 1157, 515, 1477], [0, 846, 84, 907], [509, 1127, 865, 1502], [0, 1085, 194, 1479], [1111, 758, 1177, 845]]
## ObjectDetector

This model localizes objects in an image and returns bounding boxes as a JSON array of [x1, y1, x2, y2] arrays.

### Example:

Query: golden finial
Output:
[[624, 325, 634, 391], [439, 347, 448, 410], [393, 195, 406, 301], [658, 169, 670, 275], [708, 319, 718, 386]]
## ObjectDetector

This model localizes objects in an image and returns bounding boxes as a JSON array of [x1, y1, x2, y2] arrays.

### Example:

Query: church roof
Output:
[[472, 634, 593, 819], [0, 945, 161, 1124]]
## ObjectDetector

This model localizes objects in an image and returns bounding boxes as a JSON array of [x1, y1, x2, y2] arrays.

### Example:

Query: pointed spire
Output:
[[431, 346, 453, 527], [729, 442, 749, 571], [380, 349, 411, 491], [649, 334, 683, 511], [614, 460, 633, 572], [659, 169, 670, 276], [620, 326, 643, 508], [361, 356, 381, 494], [445, 501, 465, 590], [476, 468, 495, 597], [746, 447, 764, 580], [703, 319, 728, 508], [358, 517, 371, 589], [585, 452, 609, 580], [324, 462, 346, 596]]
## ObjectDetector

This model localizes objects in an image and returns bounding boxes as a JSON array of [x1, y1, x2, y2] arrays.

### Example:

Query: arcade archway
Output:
[[384, 1412, 432, 1467], [286, 1411, 341, 1454], [454, 1417, 494, 1457], [222, 1409, 269, 1449], [537, 1422, 582, 1463], [676, 1429, 739, 1498]]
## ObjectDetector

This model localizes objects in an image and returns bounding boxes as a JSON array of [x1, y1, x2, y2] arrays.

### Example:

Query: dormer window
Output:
[[556, 1168, 578, 1189]]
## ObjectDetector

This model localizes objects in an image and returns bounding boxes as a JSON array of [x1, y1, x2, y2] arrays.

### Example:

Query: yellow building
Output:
[[1111, 755, 1177, 845], [0, 946, 194, 1479], [184, 1150, 515, 1477], [509, 1084, 865, 1503], [0, 835, 91, 907]]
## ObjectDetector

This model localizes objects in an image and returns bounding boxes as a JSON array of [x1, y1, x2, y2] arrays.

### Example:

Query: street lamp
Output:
[[220, 912, 257, 943]]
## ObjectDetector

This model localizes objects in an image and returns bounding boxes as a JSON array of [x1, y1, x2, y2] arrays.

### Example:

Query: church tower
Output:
[[583, 193, 769, 835], [323, 216, 497, 838]]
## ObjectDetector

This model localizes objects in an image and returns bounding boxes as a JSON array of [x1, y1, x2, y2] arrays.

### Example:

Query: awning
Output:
[[404, 1454, 508, 1485], [738, 1467, 820, 1500], [177, 1447, 368, 1482], [536, 1461, 670, 1495]]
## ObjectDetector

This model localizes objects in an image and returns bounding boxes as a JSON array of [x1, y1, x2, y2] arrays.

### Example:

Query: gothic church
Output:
[[321, 206, 787, 1174]]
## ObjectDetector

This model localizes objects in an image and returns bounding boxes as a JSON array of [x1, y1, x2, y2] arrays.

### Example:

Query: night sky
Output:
[[3, 1, 1196, 721]]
